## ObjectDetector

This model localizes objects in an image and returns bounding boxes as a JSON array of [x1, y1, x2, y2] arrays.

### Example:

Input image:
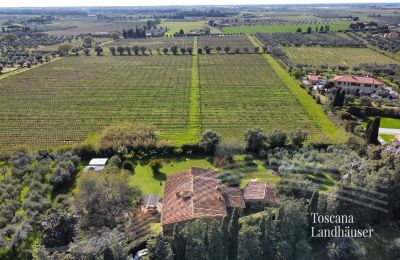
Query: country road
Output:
[[379, 128, 400, 135]]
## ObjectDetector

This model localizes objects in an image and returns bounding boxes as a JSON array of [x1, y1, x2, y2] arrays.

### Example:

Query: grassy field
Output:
[[222, 22, 350, 34], [161, 21, 207, 36], [40, 18, 146, 36], [283, 46, 399, 67]]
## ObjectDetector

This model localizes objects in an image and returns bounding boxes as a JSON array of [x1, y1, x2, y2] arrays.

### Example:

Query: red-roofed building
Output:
[[334, 75, 384, 92], [307, 75, 321, 85], [161, 167, 245, 232], [161, 168, 278, 232], [243, 180, 279, 209]]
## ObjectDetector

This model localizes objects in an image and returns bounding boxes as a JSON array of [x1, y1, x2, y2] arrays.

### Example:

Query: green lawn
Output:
[[222, 22, 350, 34], [305, 173, 336, 191], [127, 155, 280, 196], [380, 134, 396, 142], [362, 117, 400, 129], [128, 156, 215, 196]]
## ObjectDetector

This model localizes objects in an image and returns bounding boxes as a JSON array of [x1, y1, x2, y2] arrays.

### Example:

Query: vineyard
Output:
[[282, 46, 399, 67], [197, 35, 255, 53], [198, 54, 329, 141], [0, 55, 193, 151], [104, 37, 194, 50], [0, 36, 344, 152], [221, 22, 350, 34]]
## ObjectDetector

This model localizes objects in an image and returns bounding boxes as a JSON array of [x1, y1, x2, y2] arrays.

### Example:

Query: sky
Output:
[[0, 0, 399, 8]]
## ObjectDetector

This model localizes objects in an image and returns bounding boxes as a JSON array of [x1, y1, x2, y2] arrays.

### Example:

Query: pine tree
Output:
[[171, 224, 186, 260], [228, 208, 239, 260]]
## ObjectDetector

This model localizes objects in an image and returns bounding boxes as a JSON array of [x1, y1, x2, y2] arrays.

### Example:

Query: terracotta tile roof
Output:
[[222, 186, 246, 208], [307, 75, 319, 82], [243, 180, 279, 204], [161, 168, 226, 226], [265, 184, 279, 205], [335, 76, 384, 85]]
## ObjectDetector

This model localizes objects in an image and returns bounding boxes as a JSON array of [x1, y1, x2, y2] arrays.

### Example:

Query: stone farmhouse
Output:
[[334, 75, 384, 94], [161, 167, 278, 232]]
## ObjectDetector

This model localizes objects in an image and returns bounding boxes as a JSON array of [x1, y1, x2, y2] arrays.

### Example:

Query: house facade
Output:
[[334, 76, 384, 94], [243, 180, 279, 209]]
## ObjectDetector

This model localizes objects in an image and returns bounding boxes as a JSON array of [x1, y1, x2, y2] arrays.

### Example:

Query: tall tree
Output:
[[244, 128, 267, 153], [307, 191, 319, 238], [238, 224, 261, 260], [171, 224, 186, 260], [199, 130, 221, 155], [365, 116, 381, 145], [228, 208, 239, 260], [148, 234, 172, 260], [220, 215, 230, 258], [207, 220, 224, 260]]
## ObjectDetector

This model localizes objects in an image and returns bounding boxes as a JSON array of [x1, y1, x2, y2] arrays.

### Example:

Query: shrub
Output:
[[122, 160, 134, 172], [199, 130, 221, 155], [149, 159, 163, 174]]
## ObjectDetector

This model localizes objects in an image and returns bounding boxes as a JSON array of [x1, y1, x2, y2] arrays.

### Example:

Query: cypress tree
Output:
[[220, 214, 230, 258], [228, 208, 239, 260], [332, 88, 342, 108], [307, 191, 319, 238], [207, 220, 224, 260], [365, 116, 381, 145], [259, 217, 267, 259], [171, 224, 186, 260], [339, 89, 346, 107]]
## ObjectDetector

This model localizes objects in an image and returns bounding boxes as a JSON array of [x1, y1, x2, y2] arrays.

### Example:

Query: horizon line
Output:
[[0, 2, 400, 8]]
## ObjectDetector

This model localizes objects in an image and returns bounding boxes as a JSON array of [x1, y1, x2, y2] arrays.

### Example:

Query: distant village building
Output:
[[307, 75, 321, 85], [145, 28, 166, 37], [243, 180, 279, 209], [384, 31, 400, 39], [161, 167, 276, 232], [83, 158, 108, 172]]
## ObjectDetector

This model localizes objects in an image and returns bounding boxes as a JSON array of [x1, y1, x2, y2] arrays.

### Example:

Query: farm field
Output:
[[198, 54, 330, 141], [40, 18, 146, 36], [198, 35, 255, 53], [0, 55, 193, 151], [0, 35, 344, 152], [160, 21, 208, 36], [104, 37, 193, 50], [282, 46, 399, 67], [221, 22, 351, 34]]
